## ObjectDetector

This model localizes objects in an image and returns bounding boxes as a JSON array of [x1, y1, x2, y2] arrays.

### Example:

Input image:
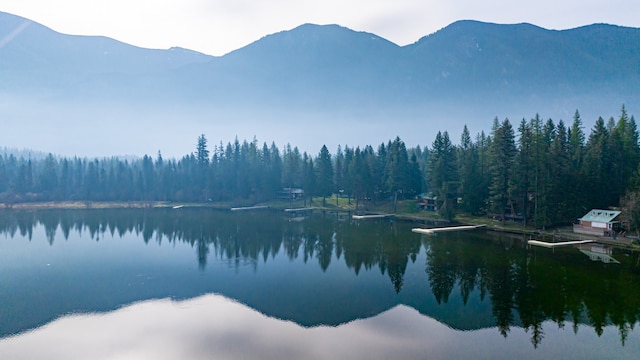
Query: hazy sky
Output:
[[2, 0, 639, 56]]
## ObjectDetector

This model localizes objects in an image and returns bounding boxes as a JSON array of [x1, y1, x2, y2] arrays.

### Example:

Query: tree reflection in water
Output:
[[0, 208, 638, 348], [425, 231, 640, 347]]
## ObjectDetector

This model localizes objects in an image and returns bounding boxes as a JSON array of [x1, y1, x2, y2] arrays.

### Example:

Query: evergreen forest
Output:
[[1, 106, 639, 231]]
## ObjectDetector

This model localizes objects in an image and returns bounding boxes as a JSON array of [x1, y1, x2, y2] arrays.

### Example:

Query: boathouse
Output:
[[573, 209, 621, 237]]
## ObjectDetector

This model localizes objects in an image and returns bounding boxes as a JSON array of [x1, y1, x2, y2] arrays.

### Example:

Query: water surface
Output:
[[0, 208, 638, 359]]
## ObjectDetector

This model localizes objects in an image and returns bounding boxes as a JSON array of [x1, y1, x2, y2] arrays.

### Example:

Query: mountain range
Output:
[[0, 11, 638, 157]]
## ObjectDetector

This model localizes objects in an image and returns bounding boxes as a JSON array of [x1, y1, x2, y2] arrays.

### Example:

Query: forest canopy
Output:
[[0, 106, 637, 230]]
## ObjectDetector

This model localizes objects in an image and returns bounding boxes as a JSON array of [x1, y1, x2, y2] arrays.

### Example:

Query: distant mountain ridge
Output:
[[2, 12, 638, 103], [0, 11, 638, 156], [0, 12, 213, 96]]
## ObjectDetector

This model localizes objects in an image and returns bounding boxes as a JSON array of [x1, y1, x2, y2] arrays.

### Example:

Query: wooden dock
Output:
[[527, 239, 594, 248], [230, 205, 270, 211], [284, 207, 314, 212], [352, 214, 391, 220], [412, 224, 486, 235]]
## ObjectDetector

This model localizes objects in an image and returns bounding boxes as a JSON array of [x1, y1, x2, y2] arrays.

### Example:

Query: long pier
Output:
[[412, 224, 486, 235], [284, 208, 314, 212], [230, 205, 270, 211], [352, 214, 391, 220], [527, 239, 594, 248]]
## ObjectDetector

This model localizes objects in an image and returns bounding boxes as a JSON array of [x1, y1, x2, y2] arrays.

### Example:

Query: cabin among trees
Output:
[[278, 188, 304, 201], [573, 209, 622, 237], [416, 193, 438, 211]]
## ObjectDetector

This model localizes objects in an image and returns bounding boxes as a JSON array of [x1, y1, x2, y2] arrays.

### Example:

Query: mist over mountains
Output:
[[0, 11, 638, 157]]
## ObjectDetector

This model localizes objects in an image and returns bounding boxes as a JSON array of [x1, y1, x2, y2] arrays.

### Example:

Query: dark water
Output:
[[0, 208, 639, 359]]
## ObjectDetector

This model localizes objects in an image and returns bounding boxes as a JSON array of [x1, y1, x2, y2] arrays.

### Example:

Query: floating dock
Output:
[[527, 239, 594, 248], [284, 208, 314, 212], [412, 224, 486, 235], [352, 214, 391, 220], [230, 205, 270, 211]]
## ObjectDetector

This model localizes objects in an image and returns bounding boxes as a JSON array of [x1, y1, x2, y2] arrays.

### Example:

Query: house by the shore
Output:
[[573, 209, 621, 237]]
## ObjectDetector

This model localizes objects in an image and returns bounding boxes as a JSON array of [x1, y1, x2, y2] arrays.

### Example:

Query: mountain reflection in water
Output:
[[0, 294, 632, 360], [0, 208, 639, 357]]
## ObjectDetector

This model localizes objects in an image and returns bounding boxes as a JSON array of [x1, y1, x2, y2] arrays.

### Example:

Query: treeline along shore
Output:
[[1, 106, 639, 233]]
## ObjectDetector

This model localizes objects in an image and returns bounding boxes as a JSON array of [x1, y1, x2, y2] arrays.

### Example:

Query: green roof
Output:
[[579, 209, 621, 223]]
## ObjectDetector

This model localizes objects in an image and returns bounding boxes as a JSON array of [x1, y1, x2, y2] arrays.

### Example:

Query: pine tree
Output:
[[141, 155, 156, 201], [458, 126, 485, 214], [613, 105, 639, 197], [282, 144, 302, 189], [349, 147, 371, 211], [534, 118, 556, 228], [342, 146, 354, 204], [195, 134, 210, 200], [584, 117, 610, 208], [408, 153, 422, 196], [267, 142, 283, 199], [489, 118, 516, 222], [568, 110, 586, 216], [511, 119, 533, 225], [302, 153, 316, 206], [196, 134, 209, 168], [385, 137, 410, 212], [427, 131, 458, 219], [373, 143, 388, 202], [316, 145, 334, 206], [38, 153, 59, 200], [548, 120, 571, 222], [476, 130, 491, 213], [334, 145, 344, 205]]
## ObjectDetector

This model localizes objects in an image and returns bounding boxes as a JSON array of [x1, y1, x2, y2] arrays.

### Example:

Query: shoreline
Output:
[[1, 201, 175, 210], [2, 200, 637, 251], [0, 201, 234, 210]]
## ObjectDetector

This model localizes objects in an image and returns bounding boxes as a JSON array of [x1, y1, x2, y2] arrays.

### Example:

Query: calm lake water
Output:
[[0, 208, 639, 359]]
